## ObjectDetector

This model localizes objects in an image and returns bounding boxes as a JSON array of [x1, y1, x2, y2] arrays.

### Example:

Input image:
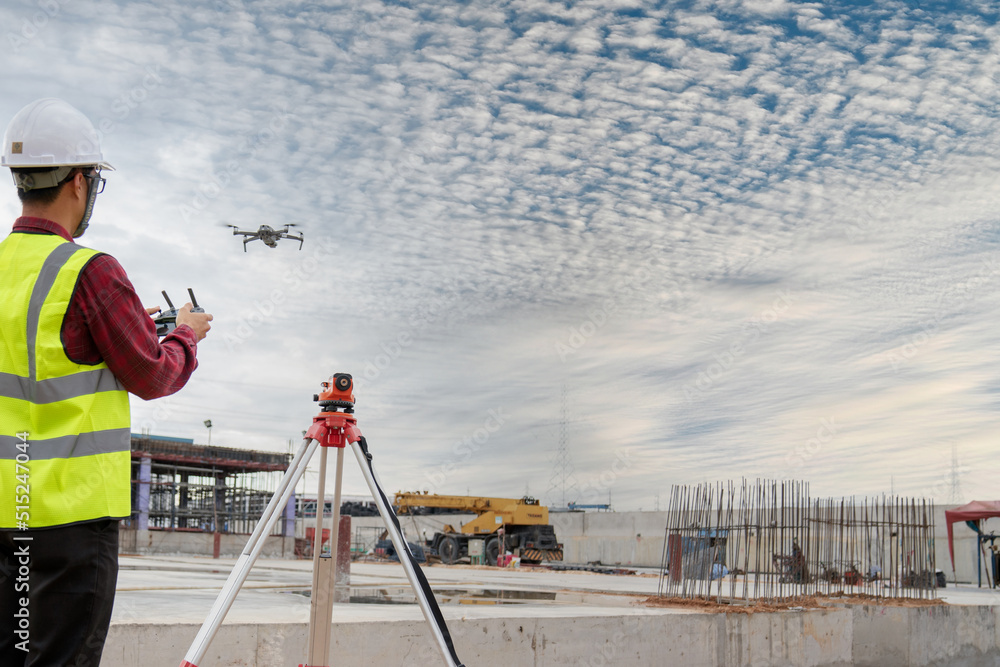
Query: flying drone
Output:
[[225, 224, 304, 252]]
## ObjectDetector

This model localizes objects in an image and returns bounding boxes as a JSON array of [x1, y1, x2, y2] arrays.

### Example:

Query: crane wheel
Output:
[[485, 537, 500, 566], [439, 536, 460, 564]]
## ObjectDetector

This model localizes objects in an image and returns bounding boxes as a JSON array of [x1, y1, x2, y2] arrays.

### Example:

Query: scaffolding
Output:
[[128, 434, 292, 535]]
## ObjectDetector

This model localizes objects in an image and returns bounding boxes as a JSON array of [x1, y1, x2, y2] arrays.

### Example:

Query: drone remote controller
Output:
[[154, 288, 205, 337]]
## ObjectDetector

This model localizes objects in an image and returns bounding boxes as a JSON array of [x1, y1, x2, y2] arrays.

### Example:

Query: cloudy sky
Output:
[[3, 0, 1000, 510]]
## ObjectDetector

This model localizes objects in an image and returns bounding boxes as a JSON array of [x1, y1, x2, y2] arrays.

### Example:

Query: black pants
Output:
[[0, 520, 119, 667]]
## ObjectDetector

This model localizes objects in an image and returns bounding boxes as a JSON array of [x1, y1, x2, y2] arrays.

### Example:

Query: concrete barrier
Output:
[[103, 603, 1000, 667], [144, 505, 992, 583], [848, 603, 1000, 667], [120, 529, 294, 558]]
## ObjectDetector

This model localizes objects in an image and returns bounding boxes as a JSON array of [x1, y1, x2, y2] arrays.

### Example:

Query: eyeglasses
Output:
[[85, 170, 106, 194]]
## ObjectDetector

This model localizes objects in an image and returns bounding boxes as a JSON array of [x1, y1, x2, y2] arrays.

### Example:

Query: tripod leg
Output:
[[349, 438, 465, 667], [180, 437, 320, 667], [309, 445, 329, 596], [306, 447, 345, 666], [330, 446, 345, 590]]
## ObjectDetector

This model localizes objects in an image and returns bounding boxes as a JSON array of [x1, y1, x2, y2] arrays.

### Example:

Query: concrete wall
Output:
[[348, 510, 666, 563], [548, 511, 668, 566], [348, 506, 997, 584], [120, 529, 295, 559], [191, 503, 999, 584], [849, 603, 1000, 667], [104, 603, 1000, 667]]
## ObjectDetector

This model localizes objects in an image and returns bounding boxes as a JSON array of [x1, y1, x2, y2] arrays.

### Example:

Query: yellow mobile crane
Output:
[[393, 492, 564, 565]]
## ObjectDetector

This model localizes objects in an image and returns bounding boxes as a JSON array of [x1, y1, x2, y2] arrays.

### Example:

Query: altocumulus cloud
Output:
[[0, 0, 998, 506]]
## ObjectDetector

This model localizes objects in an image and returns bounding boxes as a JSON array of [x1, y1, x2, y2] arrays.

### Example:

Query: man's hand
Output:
[[145, 306, 161, 316], [175, 303, 213, 342]]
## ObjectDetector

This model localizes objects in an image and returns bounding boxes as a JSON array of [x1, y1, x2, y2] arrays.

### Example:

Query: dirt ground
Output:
[[636, 592, 945, 614]]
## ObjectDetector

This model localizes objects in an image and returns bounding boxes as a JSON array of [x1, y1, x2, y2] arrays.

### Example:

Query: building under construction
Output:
[[125, 434, 294, 551]]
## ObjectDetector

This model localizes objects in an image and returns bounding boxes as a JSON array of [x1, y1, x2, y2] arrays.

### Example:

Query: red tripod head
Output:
[[308, 373, 361, 448]]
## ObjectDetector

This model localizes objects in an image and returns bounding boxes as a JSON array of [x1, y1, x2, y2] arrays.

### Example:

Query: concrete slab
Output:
[[104, 556, 1000, 667]]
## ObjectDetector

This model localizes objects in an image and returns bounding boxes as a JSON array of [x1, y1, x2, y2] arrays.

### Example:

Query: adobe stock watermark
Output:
[[12, 432, 30, 530], [585, 626, 632, 667], [223, 236, 337, 351], [6, 0, 68, 53], [179, 105, 293, 222], [555, 256, 671, 362], [134, 395, 178, 435], [12, 431, 31, 652], [324, 13, 383, 66], [424, 408, 507, 491], [91, 66, 165, 143], [919, 465, 966, 507], [886, 258, 1000, 373], [847, 188, 901, 242], [783, 417, 838, 470], [353, 280, 482, 392], [363, 90, 493, 236], [682, 290, 796, 402], [575, 448, 633, 506], [555, 296, 619, 362], [12, 535, 30, 652], [47, 65, 166, 174], [407, 615, 473, 665], [354, 330, 415, 390], [224, 289, 286, 350]]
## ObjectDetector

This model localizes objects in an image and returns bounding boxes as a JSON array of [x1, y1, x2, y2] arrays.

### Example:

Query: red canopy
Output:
[[945, 500, 1000, 570]]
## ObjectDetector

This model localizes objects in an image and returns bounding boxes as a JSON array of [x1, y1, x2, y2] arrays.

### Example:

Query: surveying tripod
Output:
[[179, 373, 465, 667]]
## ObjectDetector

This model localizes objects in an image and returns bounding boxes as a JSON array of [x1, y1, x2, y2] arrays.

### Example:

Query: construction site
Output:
[[12, 1, 1000, 665], [105, 435, 1000, 666], [125, 433, 296, 558]]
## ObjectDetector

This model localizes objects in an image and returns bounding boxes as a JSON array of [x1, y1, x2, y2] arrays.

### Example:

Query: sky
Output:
[[3, 0, 1000, 511]]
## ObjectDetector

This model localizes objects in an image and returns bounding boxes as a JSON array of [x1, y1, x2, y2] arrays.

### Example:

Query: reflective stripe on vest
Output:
[[0, 233, 131, 528]]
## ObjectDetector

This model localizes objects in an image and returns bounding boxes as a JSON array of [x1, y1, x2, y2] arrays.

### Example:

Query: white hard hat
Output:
[[2, 98, 114, 172]]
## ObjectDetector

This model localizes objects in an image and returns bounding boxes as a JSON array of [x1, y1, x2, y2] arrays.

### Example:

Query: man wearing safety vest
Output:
[[0, 98, 213, 665]]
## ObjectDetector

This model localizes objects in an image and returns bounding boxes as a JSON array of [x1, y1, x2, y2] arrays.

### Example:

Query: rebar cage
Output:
[[658, 479, 937, 603]]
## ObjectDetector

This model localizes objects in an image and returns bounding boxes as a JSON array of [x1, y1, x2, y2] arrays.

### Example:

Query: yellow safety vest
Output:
[[0, 232, 131, 528]]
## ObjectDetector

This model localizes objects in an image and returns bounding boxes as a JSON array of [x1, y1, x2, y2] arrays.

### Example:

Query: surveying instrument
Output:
[[179, 373, 465, 667]]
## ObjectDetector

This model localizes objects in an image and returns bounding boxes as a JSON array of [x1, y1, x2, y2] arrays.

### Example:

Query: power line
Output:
[[948, 442, 963, 505], [546, 384, 579, 508]]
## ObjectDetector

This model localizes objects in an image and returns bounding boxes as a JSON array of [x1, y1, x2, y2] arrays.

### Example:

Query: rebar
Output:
[[658, 479, 937, 603]]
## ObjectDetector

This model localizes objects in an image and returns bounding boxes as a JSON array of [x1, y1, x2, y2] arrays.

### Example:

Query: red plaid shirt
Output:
[[10, 216, 198, 400]]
